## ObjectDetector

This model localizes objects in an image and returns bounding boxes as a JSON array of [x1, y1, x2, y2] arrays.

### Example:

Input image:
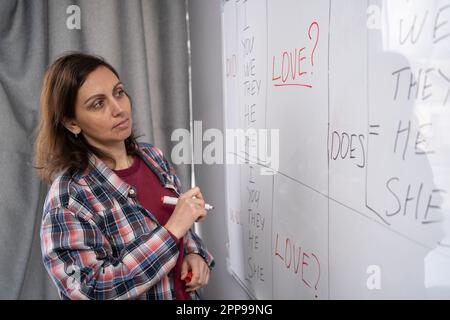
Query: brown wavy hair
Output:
[[34, 52, 139, 184]]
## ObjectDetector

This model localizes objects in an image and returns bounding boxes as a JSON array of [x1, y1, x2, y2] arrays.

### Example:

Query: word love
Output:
[[272, 21, 320, 88]]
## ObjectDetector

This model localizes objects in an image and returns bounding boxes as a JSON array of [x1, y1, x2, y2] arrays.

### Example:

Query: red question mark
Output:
[[311, 252, 320, 298], [308, 21, 320, 70]]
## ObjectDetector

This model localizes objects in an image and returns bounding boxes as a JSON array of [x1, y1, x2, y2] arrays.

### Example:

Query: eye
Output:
[[91, 99, 104, 110], [116, 88, 126, 97]]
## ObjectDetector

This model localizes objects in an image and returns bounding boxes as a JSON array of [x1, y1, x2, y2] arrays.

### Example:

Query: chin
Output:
[[122, 127, 133, 137], [111, 132, 132, 143]]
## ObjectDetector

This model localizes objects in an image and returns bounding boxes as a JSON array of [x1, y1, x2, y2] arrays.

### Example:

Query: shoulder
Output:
[[43, 169, 90, 218], [137, 142, 175, 178], [137, 142, 164, 158], [137, 142, 169, 167], [43, 170, 75, 214]]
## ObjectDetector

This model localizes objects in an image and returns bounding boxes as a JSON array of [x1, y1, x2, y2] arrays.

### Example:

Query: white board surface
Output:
[[222, 0, 450, 299]]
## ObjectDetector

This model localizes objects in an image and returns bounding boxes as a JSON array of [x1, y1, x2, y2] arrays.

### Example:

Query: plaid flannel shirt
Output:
[[40, 142, 214, 300]]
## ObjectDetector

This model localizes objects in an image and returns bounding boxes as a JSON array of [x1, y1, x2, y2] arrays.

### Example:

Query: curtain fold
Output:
[[0, 0, 190, 299]]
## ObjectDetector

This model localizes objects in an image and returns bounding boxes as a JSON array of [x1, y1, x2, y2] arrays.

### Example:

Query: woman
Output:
[[34, 52, 214, 300]]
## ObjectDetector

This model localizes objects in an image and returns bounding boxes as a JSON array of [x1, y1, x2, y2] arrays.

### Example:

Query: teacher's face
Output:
[[67, 66, 132, 151]]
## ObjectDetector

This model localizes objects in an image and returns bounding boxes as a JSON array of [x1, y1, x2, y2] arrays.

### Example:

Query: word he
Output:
[[394, 120, 434, 161], [248, 229, 260, 251]]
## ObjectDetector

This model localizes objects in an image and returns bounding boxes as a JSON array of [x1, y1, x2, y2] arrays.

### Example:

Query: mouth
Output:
[[112, 118, 129, 129]]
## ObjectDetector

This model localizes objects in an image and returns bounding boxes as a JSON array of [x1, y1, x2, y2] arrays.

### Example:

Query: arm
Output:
[[151, 144, 215, 268], [184, 229, 215, 269], [41, 207, 179, 300]]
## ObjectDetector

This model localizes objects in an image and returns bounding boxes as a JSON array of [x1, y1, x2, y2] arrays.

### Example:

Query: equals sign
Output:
[[369, 124, 380, 136]]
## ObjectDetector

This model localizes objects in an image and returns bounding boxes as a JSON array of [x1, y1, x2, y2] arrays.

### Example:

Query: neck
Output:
[[102, 143, 133, 170]]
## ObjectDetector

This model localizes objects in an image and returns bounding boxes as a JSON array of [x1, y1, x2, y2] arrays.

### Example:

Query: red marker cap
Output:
[[184, 271, 193, 283]]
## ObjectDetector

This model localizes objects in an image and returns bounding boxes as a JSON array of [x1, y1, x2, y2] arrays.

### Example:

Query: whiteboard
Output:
[[222, 0, 450, 299]]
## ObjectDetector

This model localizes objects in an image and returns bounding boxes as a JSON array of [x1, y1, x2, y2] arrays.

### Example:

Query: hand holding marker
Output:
[[161, 195, 214, 210], [162, 187, 211, 240], [161, 193, 212, 284]]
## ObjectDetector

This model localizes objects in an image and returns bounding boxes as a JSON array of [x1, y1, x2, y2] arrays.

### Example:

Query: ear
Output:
[[63, 118, 81, 135]]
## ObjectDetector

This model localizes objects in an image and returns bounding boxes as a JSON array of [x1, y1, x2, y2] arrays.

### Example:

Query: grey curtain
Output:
[[0, 0, 191, 299]]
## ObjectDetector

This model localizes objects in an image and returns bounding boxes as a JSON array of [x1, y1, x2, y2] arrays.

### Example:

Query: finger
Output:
[[196, 270, 208, 288], [186, 278, 205, 292], [191, 270, 200, 284], [191, 198, 205, 208], [193, 190, 204, 201], [186, 287, 201, 292], [205, 268, 210, 285], [201, 264, 209, 286], [185, 280, 200, 292], [198, 270, 206, 287], [186, 283, 202, 292], [188, 265, 207, 289], [191, 187, 204, 201], [195, 210, 207, 222], [180, 261, 189, 280], [182, 187, 201, 199], [195, 216, 206, 223], [203, 266, 209, 283], [191, 203, 206, 217]]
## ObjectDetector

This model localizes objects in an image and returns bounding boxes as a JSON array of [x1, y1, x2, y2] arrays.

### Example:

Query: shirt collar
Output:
[[71, 146, 176, 201]]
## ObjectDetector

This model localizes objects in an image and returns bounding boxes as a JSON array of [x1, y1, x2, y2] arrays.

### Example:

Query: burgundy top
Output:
[[113, 156, 190, 300]]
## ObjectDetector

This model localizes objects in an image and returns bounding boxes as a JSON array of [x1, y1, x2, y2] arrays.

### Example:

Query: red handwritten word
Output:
[[271, 21, 319, 88], [229, 209, 242, 226], [226, 54, 237, 78], [274, 233, 321, 292]]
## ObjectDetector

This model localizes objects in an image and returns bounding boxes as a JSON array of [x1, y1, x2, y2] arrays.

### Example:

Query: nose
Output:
[[110, 97, 124, 117]]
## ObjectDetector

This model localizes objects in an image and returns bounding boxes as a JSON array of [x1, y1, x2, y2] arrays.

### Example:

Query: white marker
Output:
[[161, 196, 214, 210]]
